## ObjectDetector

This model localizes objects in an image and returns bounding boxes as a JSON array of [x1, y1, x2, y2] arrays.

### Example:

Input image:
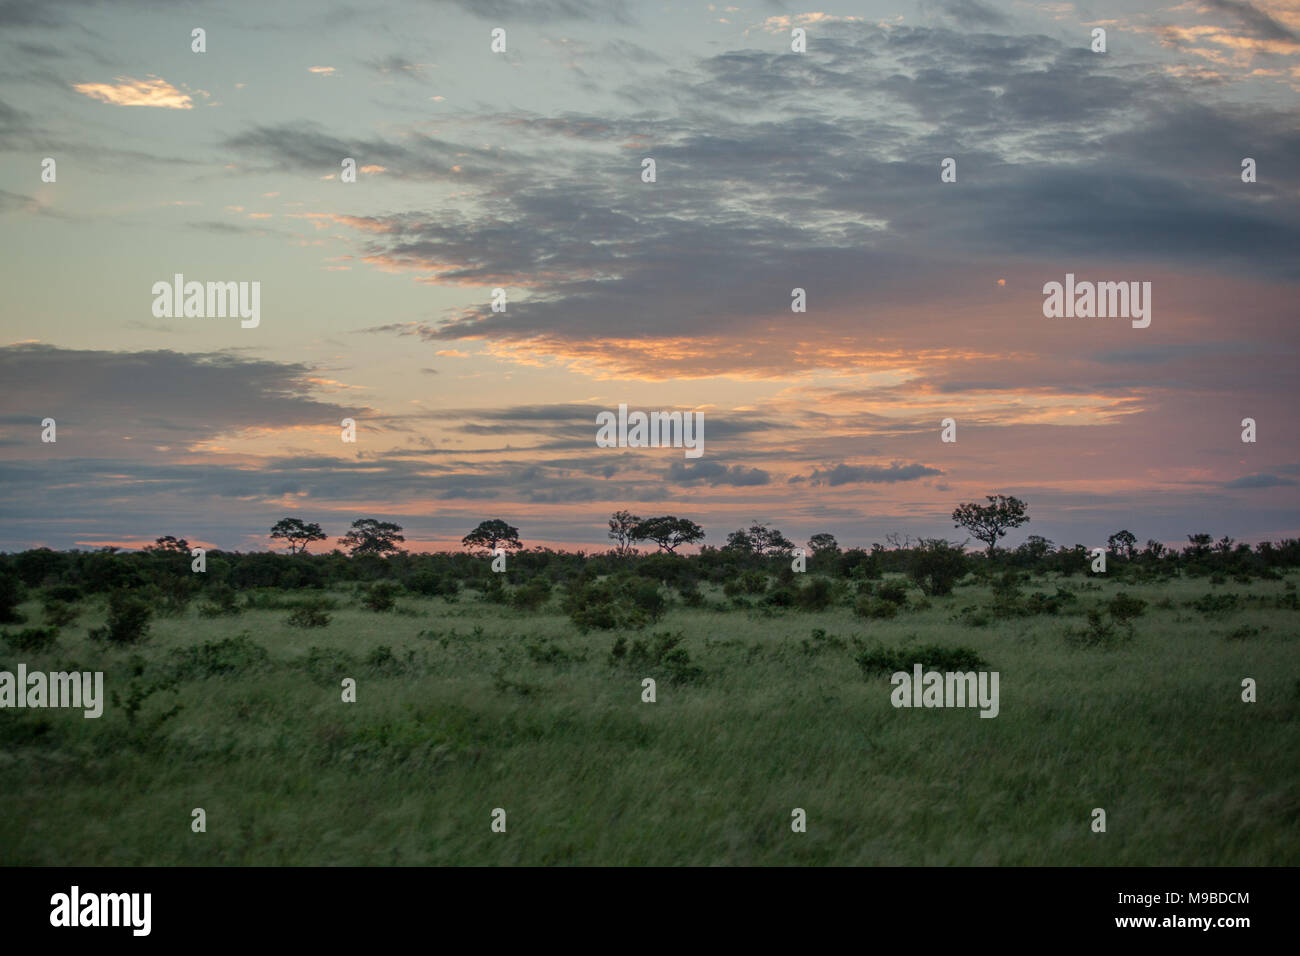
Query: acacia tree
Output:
[[633, 516, 704, 554], [144, 535, 190, 553], [723, 523, 795, 556], [952, 495, 1030, 557], [607, 510, 642, 555], [270, 517, 328, 555], [462, 519, 523, 555], [1107, 529, 1137, 560], [338, 518, 406, 557], [807, 533, 841, 556]]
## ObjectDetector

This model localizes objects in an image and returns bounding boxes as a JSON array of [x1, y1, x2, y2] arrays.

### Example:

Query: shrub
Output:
[[799, 627, 847, 654], [42, 599, 81, 628], [364, 645, 397, 668], [1107, 592, 1148, 624], [793, 576, 833, 611], [302, 646, 357, 683], [1066, 609, 1130, 649], [564, 576, 659, 632], [287, 603, 332, 628], [854, 593, 899, 619], [362, 582, 400, 612], [0, 573, 26, 624], [610, 631, 703, 684], [88, 591, 153, 645], [856, 643, 988, 677], [1225, 625, 1259, 641], [1191, 593, 1239, 616], [876, 581, 909, 605], [197, 584, 242, 617], [907, 539, 968, 596], [406, 571, 460, 598], [723, 571, 768, 597], [510, 576, 553, 612], [764, 586, 796, 608], [167, 634, 270, 681], [2, 626, 59, 652], [1024, 587, 1075, 615]]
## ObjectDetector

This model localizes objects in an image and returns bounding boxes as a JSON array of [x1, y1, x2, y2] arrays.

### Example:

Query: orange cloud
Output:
[[73, 75, 194, 109]]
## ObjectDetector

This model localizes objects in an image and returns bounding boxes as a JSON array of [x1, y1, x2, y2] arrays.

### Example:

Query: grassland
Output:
[[1, 572, 1297, 865]]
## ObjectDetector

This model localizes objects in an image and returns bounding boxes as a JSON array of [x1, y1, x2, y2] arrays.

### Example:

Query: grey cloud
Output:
[[666, 460, 771, 487], [808, 463, 944, 486], [1223, 473, 1298, 489]]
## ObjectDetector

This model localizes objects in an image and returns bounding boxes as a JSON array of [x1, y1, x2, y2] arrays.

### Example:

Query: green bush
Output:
[[1066, 609, 1130, 649], [0, 573, 26, 625], [907, 539, 968, 596], [197, 584, 242, 618], [302, 646, 357, 683], [362, 582, 400, 612], [2, 626, 59, 652], [564, 576, 660, 632], [610, 631, 703, 684], [854, 593, 899, 619], [406, 571, 460, 598], [510, 576, 553, 612], [42, 600, 81, 628], [287, 603, 332, 628], [1191, 593, 1239, 616], [856, 643, 988, 677], [167, 634, 270, 681], [793, 576, 833, 611], [1107, 592, 1148, 624], [88, 591, 153, 645]]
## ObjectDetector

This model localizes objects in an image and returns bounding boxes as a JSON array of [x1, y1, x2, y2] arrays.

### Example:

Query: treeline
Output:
[[3, 525, 1299, 599]]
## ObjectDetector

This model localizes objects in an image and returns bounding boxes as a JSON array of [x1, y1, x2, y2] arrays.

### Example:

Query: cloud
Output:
[[921, 0, 1009, 27], [1204, 0, 1299, 43], [437, 0, 635, 24], [807, 463, 944, 486], [1223, 473, 1298, 488], [0, 345, 369, 453], [72, 75, 193, 108], [666, 460, 771, 486]]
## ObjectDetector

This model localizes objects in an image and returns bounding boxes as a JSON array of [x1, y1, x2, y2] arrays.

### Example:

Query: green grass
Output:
[[1, 572, 1297, 865]]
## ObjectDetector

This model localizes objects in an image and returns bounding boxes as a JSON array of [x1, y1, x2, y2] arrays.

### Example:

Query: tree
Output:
[[1184, 533, 1213, 559], [907, 538, 969, 596], [270, 518, 328, 555], [144, 535, 189, 553], [1107, 530, 1137, 560], [807, 533, 841, 556], [633, 516, 704, 554], [462, 519, 523, 555], [722, 523, 795, 556], [1015, 535, 1055, 562], [338, 518, 406, 557], [952, 495, 1030, 557], [607, 510, 642, 555]]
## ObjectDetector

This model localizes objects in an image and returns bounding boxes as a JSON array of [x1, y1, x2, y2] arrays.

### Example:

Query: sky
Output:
[[0, 0, 1297, 554]]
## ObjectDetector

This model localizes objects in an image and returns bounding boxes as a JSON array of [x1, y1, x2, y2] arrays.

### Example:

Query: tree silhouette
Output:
[[607, 510, 642, 555], [270, 517, 327, 555], [338, 518, 406, 557], [632, 516, 704, 554], [952, 495, 1030, 557], [462, 519, 523, 555]]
